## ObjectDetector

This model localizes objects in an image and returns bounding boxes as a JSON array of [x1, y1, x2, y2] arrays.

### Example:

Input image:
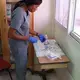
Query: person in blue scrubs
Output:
[[8, 0, 46, 80]]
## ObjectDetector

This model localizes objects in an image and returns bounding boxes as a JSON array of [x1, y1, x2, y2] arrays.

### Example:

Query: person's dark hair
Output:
[[13, 0, 42, 10], [25, 0, 42, 6]]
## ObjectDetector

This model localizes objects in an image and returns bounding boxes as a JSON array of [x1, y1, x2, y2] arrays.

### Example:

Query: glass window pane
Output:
[[74, 0, 80, 36], [55, 0, 69, 28]]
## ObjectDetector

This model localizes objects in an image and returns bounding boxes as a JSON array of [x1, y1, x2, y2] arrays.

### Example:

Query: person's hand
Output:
[[29, 36, 38, 43], [38, 34, 46, 42]]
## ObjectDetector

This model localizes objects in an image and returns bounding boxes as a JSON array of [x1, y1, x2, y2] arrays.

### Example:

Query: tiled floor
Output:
[[0, 70, 59, 80]]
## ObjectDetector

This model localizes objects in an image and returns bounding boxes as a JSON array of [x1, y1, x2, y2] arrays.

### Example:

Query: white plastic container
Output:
[[44, 35, 49, 45]]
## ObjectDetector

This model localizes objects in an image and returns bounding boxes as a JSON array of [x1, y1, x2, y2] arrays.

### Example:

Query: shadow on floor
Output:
[[0, 70, 59, 80]]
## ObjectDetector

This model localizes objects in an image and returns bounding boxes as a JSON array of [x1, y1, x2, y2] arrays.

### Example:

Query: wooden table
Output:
[[33, 39, 70, 70], [30, 39, 70, 80], [33, 55, 69, 71]]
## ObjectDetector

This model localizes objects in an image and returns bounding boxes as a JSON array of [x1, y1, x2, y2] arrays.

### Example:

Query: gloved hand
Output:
[[29, 36, 38, 43], [38, 34, 46, 42]]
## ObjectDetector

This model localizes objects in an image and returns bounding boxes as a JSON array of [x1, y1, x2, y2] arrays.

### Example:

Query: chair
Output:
[[0, 58, 13, 80]]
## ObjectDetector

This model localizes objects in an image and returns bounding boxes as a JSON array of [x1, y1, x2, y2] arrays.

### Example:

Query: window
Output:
[[73, 0, 80, 36], [55, 0, 70, 28], [67, 0, 80, 43]]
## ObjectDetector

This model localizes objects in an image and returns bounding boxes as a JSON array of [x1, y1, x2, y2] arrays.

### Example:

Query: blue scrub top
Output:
[[9, 7, 30, 48]]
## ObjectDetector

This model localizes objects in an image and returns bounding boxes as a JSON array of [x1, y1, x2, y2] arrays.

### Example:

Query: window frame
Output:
[[68, 0, 80, 43]]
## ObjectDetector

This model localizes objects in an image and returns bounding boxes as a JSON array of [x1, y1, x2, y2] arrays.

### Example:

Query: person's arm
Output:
[[8, 27, 29, 41], [29, 28, 39, 36], [29, 28, 46, 42]]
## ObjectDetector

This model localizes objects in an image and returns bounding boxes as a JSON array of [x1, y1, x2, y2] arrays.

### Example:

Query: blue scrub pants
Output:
[[10, 42, 28, 80]]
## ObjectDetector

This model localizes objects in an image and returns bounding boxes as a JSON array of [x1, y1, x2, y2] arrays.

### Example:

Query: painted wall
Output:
[[34, 0, 55, 38], [55, 21, 80, 80]]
